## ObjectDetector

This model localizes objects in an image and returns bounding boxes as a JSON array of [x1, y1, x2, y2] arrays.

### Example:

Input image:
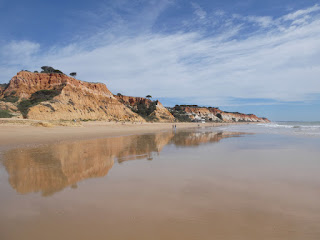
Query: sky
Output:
[[0, 0, 320, 121]]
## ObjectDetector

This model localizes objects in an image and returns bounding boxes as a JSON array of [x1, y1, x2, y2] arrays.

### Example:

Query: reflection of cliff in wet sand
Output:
[[3, 142, 115, 196], [172, 131, 245, 147], [117, 132, 174, 163], [2, 131, 247, 196]]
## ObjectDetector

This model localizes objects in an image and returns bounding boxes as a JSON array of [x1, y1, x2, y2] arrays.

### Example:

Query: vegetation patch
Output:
[[168, 106, 192, 122], [171, 112, 192, 122], [18, 89, 61, 118], [0, 83, 8, 90], [32, 89, 60, 101], [40, 66, 64, 74], [1, 91, 19, 103], [144, 114, 158, 122], [216, 113, 223, 120], [0, 109, 14, 118], [1, 95, 19, 103], [130, 101, 157, 121]]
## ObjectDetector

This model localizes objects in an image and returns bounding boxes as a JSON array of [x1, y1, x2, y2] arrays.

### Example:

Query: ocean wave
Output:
[[257, 123, 320, 129], [257, 123, 293, 128]]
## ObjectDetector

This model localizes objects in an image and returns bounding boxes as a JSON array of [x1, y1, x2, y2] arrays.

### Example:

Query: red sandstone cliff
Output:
[[0, 84, 7, 94], [1, 71, 145, 121], [115, 95, 175, 122], [171, 105, 270, 123]]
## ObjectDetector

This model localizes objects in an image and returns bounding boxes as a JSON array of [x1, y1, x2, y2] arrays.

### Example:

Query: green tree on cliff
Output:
[[70, 72, 77, 77], [41, 66, 63, 74], [146, 95, 152, 100]]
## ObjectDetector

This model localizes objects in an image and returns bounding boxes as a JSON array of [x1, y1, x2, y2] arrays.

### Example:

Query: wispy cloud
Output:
[[191, 2, 207, 20], [282, 4, 320, 21], [1, 2, 320, 107], [1, 40, 40, 63], [241, 15, 273, 28]]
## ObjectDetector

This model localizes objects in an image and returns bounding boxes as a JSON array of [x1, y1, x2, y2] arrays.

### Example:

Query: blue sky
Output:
[[0, 0, 320, 121]]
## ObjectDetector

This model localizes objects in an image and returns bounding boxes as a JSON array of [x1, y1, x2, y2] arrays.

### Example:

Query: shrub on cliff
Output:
[[1, 95, 19, 103], [130, 101, 157, 121], [31, 89, 60, 101], [17, 100, 32, 118], [1, 91, 19, 103], [169, 107, 192, 122], [144, 114, 158, 122], [137, 101, 156, 116], [0, 83, 8, 90], [18, 89, 61, 118], [172, 113, 191, 122], [0, 109, 13, 118], [174, 105, 182, 111], [216, 113, 223, 120]]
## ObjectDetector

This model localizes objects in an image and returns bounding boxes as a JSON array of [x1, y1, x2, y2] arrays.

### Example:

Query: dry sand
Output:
[[0, 118, 236, 149]]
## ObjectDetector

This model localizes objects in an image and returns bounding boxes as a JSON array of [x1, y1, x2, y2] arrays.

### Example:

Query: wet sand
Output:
[[0, 128, 320, 240]]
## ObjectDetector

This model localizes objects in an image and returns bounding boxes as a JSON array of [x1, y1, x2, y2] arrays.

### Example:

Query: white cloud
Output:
[[191, 2, 207, 20], [214, 10, 225, 17], [0, 41, 40, 79], [282, 4, 320, 21], [233, 14, 273, 28], [1, 40, 40, 62], [246, 16, 273, 28], [1, 4, 320, 107], [291, 15, 311, 26]]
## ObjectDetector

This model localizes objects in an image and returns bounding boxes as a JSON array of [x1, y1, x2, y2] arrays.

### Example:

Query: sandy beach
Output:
[[0, 119, 236, 149]]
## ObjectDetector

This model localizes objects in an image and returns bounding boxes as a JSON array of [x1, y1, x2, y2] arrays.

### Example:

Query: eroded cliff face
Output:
[[0, 101, 19, 113], [183, 107, 222, 122], [115, 95, 175, 122], [115, 95, 152, 107], [150, 101, 176, 122], [171, 106, 270, 123], [208, 107, 270, 122], [1, 71, 144, 121]]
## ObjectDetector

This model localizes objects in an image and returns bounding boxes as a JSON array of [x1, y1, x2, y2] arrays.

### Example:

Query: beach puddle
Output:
[[0, 128, 320, 240]]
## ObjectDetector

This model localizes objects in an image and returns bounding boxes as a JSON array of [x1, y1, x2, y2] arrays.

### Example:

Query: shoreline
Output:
[[0, 119, 249, 150]]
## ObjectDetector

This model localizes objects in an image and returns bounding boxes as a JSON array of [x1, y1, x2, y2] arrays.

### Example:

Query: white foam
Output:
[[217, 122, 320, 137], [257, 123, 293, 128]]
